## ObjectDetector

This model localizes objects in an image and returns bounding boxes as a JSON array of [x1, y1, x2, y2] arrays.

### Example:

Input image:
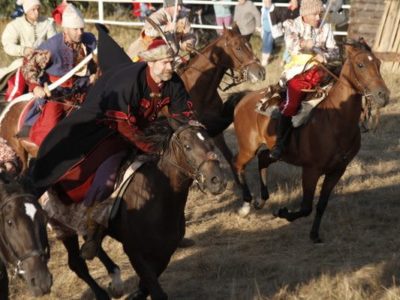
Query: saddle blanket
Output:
[[39, 155, 152, 239]]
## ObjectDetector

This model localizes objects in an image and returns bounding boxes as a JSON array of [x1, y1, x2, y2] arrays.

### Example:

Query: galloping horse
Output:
[[0, 173, 52, 299], [47, 120, 226, 300], [232, 40, 390, 242], [179, 25, 265, 169]]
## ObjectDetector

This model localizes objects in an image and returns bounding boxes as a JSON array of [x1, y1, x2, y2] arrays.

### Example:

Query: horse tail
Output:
[[202, 90, 249, 137]]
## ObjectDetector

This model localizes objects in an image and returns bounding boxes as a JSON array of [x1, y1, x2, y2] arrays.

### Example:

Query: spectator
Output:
[[213, 0, 232, 35], [233, 0, 261, 41], [1, 0, 57, 101], [261, 0, 273, 66], [132, 2, 156, 22]]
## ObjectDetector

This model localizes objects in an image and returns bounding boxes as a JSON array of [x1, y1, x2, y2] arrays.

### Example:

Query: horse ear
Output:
[[231, 22, 240, 34], [167, 117, 185, 131]]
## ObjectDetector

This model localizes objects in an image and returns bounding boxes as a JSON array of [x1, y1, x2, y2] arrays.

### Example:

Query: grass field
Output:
[[1, 15, 400, 300]]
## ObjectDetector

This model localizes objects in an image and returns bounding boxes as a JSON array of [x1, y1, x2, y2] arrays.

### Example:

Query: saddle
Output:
[[255, 80, 334, 128]]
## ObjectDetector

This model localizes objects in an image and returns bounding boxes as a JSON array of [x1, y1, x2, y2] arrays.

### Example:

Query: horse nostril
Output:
[[211, 176, 220, 185], [31, 277, 36, 287]]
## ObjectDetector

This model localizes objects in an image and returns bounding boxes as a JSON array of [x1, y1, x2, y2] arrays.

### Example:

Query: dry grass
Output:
[[1, 16, 400, 300]]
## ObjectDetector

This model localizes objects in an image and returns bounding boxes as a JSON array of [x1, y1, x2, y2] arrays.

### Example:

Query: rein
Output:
[[0, 194, 47, 276], [183, 36, 258, 91], [163, 123, 220, 184]]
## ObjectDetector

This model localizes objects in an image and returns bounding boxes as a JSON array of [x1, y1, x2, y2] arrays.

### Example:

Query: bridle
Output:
[[184, 34, 259, 91], [0, 193, 48, 276], [165, 122, 220, 185]]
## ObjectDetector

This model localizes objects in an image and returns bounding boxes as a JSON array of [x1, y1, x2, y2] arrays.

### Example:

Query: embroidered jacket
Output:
[[281, 16, 340, 83]]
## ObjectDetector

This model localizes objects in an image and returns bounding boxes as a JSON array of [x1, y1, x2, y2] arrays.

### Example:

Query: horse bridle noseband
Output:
[[168, 123, 220, 183], [0, 194, 48, 276]]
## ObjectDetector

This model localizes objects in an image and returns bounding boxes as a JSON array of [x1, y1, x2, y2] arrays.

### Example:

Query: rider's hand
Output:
[[89, 73, 97, 84], [314, 53, 326, 63], [300, 39, 314, 50], [23, 47, 34, 56], [255, 27, 262, 34], [164, 22, 175, 32], [33, 86, 46, 98]]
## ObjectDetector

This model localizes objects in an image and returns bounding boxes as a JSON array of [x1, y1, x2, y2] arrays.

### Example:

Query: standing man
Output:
[[233, 0, 261, 41], [30, 25, 195, 260], [1, 0, 56, 101], [127, 0, 196, 60], [270, 0, 340, 160], [21, 4, 97, 147]]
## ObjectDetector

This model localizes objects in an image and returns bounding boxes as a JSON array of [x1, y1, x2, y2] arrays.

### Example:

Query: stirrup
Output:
[[269, 147, 282, 160]]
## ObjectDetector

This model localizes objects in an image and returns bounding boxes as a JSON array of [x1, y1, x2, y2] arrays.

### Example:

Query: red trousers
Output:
[[5, 68, 26, 101], [29, 101, 67, 146], [281, 66, 326, 117]]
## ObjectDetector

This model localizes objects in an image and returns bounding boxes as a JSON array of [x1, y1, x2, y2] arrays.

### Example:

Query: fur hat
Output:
[[163, 0, 183, 8], [300, 0, 323, 16], [62, 4, 84, 28], [138, 39, 174, 62], [22, 0, 41, 13]]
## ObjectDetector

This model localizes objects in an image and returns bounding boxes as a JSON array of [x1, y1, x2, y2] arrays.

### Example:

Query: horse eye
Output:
[[236, 47, 241, 51], [357, 63, 364, 68], [7, 220, 13, 226], [184, 145, 191, 151]]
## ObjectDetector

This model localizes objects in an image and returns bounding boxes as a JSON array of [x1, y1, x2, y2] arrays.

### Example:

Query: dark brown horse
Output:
[[46, 119, 226, 300], [0, 173, 52, 299], [232, 41, 390, 242], [179, 25, 265, 169]]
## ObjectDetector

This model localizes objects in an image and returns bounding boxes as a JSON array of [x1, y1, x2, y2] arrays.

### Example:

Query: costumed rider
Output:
[[20, 4, 97, 147], [270, 0, 340, 160], [30, 25, 196, 260], [127, 0, 196, 63], [1, 0, 56, 101]]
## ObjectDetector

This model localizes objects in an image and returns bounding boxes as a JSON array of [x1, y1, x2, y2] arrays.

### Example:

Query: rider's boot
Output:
[[80, 209, 106, 260], [269, 113, 292, 160]]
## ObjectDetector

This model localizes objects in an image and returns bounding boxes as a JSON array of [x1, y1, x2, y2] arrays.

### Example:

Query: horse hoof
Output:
[[237, 202, 251, 217], [275, 207, 288, 218], [108, 282, 124, 299], [125, 290, 147, 300], [253, 198, 266, 210], [310, 234, 324, 244], [95, 289, 110, 300], [178, 238, 195, 248]]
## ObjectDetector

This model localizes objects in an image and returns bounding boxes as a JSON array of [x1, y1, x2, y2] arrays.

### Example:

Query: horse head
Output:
[[343, 38, 390, 108], [220, 24, 265, 83], [169, 119, 227, 195], [0, 173, 52, 296]]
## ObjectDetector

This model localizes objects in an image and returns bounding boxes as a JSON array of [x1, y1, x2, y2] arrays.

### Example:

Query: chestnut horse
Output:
[[179, 25, 265, 169], [0, 173, 52, 299], [45, 119, 226, 300], [232, 41, 390, 242]]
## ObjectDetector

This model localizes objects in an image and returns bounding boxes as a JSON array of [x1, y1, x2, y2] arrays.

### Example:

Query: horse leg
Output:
[[124, 250, 167, 300], [62, 235, 110, 300], [254, 149, 275, 210], [233, 150, 255, 217], [0, 260, 8, 300], [276, 167, 320, 222], [310, 165, 347, 243], [97, 248, 124, 298]]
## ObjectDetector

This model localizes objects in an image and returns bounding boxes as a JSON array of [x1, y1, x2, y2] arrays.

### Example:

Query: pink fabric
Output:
[[216, 16, 232, 35]]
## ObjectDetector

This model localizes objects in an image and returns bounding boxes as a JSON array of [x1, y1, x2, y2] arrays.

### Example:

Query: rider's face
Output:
[[149, 58, 174, 82], [303, 10, 322, 28], [25, 5, 41, 23], [64, 27, 84, 44]]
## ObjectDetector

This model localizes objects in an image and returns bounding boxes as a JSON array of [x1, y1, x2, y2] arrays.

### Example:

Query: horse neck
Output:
[[157, 149, 193, 194], [323, 60, 363, 127], [187, 36, 232, 84]]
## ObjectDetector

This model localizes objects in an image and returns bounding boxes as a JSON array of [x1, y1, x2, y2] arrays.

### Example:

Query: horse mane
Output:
[[135, 118, 174, 154], [344, 38, 372, 52]]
